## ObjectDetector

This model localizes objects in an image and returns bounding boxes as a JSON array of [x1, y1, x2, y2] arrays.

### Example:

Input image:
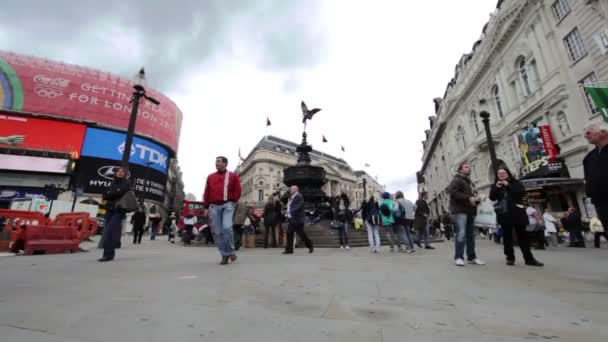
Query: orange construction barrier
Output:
[[51, 212, 98, 241]]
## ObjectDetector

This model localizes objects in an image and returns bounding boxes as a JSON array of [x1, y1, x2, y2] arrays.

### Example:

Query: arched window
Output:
[[492, 85, 504, 117], [519, 57, 532, 96], [471, 111, 480, 134], [456, 125, 467, 151]]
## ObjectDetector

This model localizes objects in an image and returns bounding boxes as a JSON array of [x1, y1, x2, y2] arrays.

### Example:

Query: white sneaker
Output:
[[468, 259, 485, 265], [340, 246, 345, 249], [455, 258, 465, 266], [345, 246, 351, 250]]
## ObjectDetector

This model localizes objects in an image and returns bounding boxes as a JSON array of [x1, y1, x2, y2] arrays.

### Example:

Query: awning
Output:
[[521, 178, 584, 190]]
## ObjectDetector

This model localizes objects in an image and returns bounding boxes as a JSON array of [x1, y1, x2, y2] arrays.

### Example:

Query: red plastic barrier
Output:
[[20, 225, 80, 255], [51, 212, 97, 241], [0, 210, 47, 252]]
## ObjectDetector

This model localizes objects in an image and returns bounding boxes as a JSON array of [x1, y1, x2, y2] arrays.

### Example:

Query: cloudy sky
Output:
[[1, 0, 497, 200]]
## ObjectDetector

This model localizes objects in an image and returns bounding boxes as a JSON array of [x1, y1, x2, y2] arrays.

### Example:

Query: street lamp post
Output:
[[362, 177, 367, 202], [122, 68, 160, 168], [479, 99, 500, 176]]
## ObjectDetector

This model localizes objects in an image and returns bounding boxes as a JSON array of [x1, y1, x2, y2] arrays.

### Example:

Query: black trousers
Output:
[[594, 232, 608, 248], [132, 225, 144, 244], [264, 222, 277, 248], [233, 225, 244, 250], [285, 221, 313, 253], [503, 223, 535, 263], [595, 202, 608, 230], [102, 212, 124, 260], [183, 225, 193, 245]]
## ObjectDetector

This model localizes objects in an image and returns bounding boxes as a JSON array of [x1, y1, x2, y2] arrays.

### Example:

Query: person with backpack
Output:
[[379, 192, 401, 252], [395, 191, 415, 253], [364, 196, 381, 253], [414, 192, 435, 250]]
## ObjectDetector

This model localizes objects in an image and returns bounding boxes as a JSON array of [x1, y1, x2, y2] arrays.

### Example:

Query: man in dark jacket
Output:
[[563, 207, 585, 248], [414, 192, 434, 249], [583, 122, 608, 229], [131, 206, 146, 244], [283, 186, 313, 254], [446, 162, 484, 266]]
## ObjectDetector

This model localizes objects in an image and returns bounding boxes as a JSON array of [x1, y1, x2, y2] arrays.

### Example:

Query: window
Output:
[[564, 28, 586, 62], [470, 111, 479, 134], [456, 125, 466, 151], [258, 190, 264, 202], [492, 85, 504, 117], [580, 73, 600, 114], [519, 57, 532, 96], [258, 180, 264, 186], [551, 0, 570, 21]]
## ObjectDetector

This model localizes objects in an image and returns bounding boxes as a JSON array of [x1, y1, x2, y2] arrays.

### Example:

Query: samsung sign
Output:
[[81, 128, 169, 174]]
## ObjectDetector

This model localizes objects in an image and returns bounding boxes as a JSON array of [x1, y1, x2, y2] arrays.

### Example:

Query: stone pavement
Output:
[[1, 238, 607, 342]]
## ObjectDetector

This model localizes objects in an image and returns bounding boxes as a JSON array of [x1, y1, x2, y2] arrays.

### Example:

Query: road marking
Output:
[[178, 275, 198, 280]]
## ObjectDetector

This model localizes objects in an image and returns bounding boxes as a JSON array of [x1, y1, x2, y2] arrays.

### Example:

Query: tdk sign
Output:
[[118, 142, 168, 168], [82, 128, 169, 174]]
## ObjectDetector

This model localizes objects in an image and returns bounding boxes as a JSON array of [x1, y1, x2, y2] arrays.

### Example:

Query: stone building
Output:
[[237, 136, 370, 208], [353, 171, 386, 205], [419, 0, 608, 221]]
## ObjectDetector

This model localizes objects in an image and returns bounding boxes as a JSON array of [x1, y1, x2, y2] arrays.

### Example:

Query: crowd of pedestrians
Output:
[[96, 121, 607, 265]]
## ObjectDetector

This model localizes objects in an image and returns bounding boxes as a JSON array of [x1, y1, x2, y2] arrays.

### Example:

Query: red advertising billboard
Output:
[[0, 50, 182, 152], [0, 114, 86, 156]]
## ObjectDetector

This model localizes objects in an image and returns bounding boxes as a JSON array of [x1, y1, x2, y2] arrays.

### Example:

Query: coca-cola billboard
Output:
[[0, 50, 182, 152]]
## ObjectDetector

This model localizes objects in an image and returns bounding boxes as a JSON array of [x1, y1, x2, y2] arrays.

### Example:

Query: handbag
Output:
[[493, 192, 509, 215], [115, 190, 138, 212]]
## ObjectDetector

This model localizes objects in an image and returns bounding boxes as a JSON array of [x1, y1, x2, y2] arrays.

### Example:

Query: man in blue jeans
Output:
[[203, 156, 242, 265], [447, 162, 485, 267]]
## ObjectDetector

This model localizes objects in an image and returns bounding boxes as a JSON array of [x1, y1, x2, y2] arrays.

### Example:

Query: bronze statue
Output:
[[301, 101, 321, 131]]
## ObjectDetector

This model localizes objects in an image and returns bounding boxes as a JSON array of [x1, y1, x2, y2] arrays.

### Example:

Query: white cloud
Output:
[[173, 0, 496, 200]]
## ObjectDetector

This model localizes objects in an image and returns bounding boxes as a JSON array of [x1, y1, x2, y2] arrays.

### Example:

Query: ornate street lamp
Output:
[[122, 68, 160, 167], [479, 98, 499, 175]]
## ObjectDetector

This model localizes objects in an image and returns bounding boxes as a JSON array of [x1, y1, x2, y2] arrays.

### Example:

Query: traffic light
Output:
[[44, 184, 60, 201]]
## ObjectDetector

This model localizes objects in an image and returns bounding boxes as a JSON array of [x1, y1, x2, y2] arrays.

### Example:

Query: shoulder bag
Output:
[[116, 190, 138, 213]]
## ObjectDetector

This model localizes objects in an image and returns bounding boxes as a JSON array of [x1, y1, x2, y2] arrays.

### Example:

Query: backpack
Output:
[[393, 202, 405, 220], [380, 203, 391, 217]]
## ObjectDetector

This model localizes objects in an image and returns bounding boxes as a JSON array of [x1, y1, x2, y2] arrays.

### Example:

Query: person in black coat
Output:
[[99, 167, 130, 262], [283, 186, 313, 254], [489, 166, 543, 267], [263, 195, 278, 248], [131, 206, 146, 244], [563, 207, 585, 248]]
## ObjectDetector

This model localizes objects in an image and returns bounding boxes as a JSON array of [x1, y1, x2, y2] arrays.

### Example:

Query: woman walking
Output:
[[364, 196, 381, 253], [99, 167, 130, 262], [489, 166, 543, 267], [337, 192, 352, 249]]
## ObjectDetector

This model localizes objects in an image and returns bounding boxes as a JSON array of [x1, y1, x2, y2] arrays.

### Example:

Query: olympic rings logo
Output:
[[35, 86, 63, 98]]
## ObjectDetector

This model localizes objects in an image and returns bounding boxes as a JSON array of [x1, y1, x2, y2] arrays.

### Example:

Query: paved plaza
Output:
[[1, 237, 607, 342]]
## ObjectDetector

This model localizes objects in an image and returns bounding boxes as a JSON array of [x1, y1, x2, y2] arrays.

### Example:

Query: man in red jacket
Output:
[[204, 156, 243, 265]]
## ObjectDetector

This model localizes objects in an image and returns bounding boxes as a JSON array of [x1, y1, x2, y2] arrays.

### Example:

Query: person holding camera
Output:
[[447, 162, 484, 267], [489, 166, 543, 267]]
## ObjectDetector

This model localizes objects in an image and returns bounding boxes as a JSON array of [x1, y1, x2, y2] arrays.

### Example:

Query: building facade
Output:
[[236, 136, 374, 208], [419, 0, 608, 222], [353, 171, 386, 205]]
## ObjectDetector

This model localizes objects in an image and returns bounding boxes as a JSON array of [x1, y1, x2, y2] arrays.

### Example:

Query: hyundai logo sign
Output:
[[97, 166, 131, 180]]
